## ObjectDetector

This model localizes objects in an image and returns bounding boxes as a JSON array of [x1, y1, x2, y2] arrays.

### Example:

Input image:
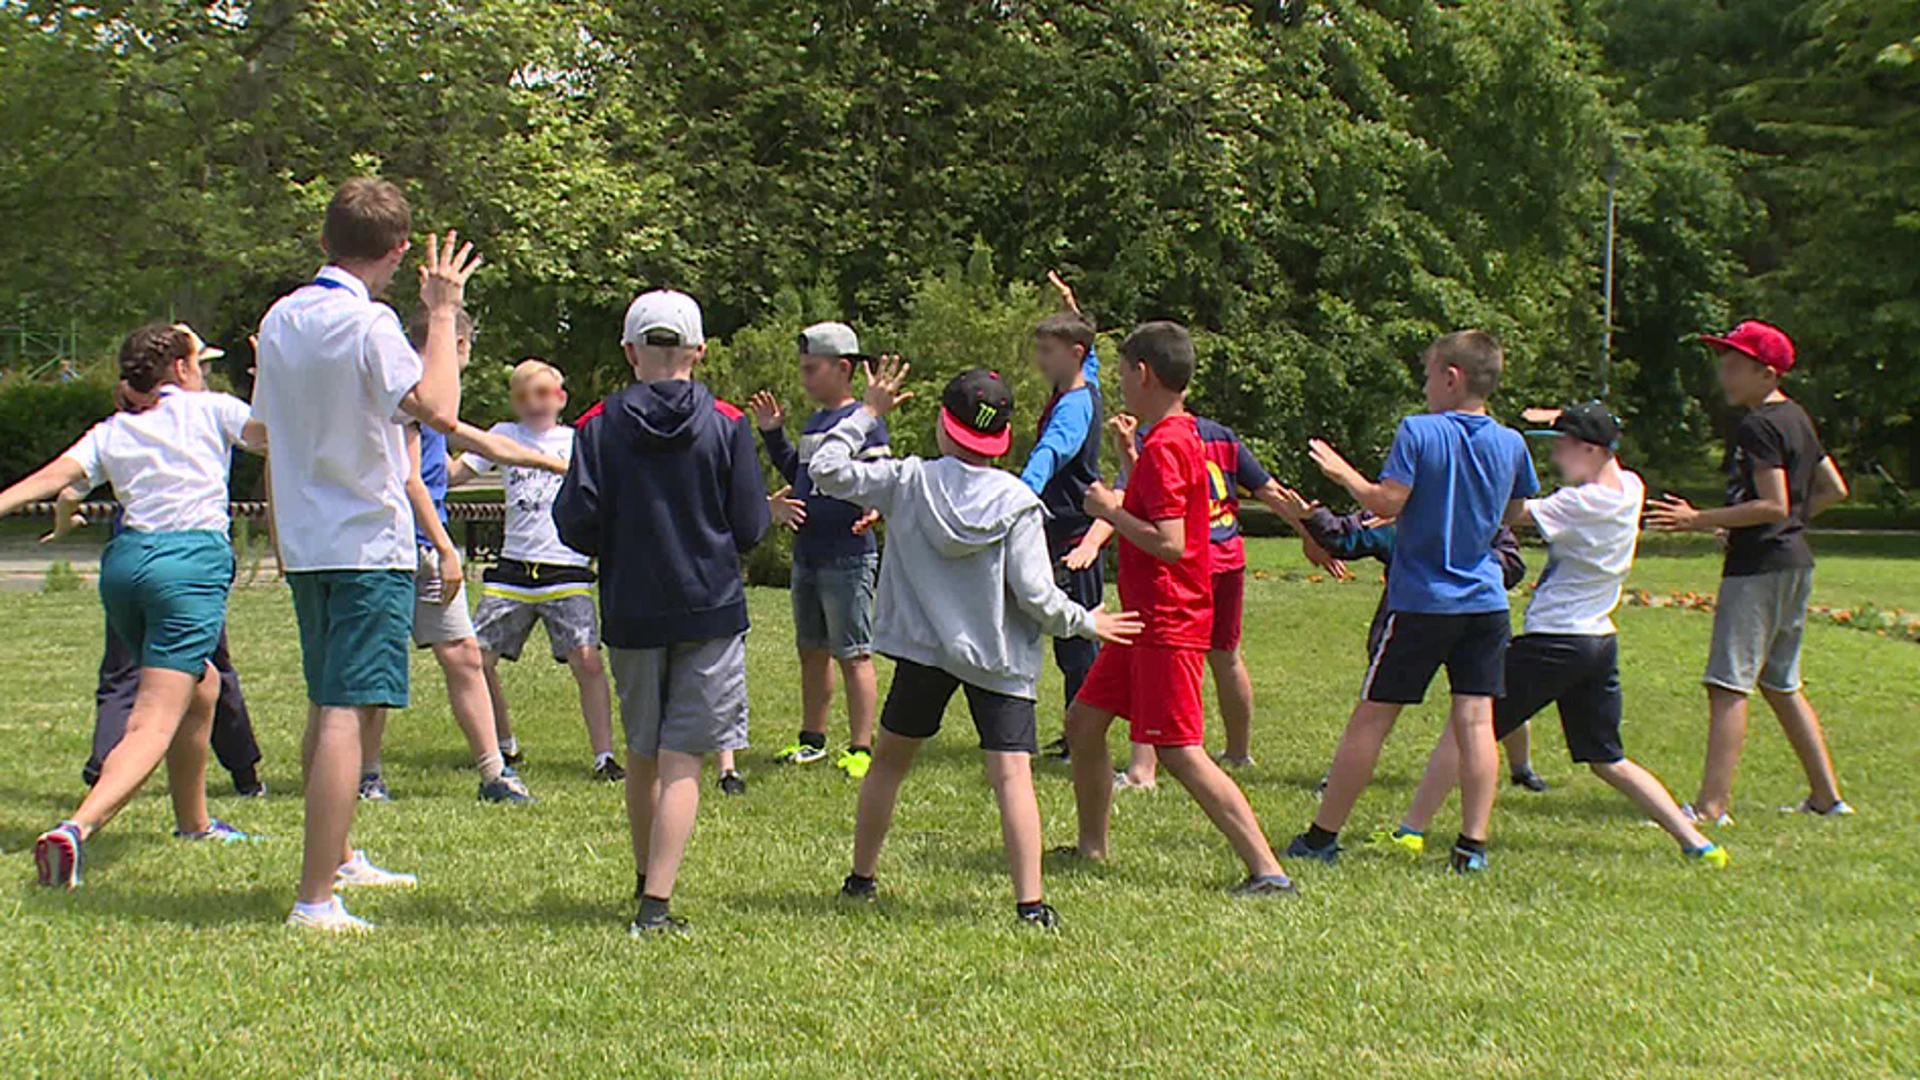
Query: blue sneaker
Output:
[[358, 773, 390, 802], [1284, 833, 1341, 865], [1448, 844, 1489, 874], [479, 767, 534, 804], [34, 822, 83, 889], [174, 819, 255, 843]]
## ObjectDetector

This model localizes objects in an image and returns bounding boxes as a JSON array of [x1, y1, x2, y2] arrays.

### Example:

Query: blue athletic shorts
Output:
[[289, 569, 414, 708], [98, 530, 234, 675]]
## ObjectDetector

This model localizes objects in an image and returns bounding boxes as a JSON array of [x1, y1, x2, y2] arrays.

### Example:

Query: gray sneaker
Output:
[[479, 768, 534, 804]]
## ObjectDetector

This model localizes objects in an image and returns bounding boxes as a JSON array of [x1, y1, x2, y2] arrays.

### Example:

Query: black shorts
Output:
[[1493, 633, 1624, 764], [1362, 610, 1511, 704], [880, 657, 1038, 754]]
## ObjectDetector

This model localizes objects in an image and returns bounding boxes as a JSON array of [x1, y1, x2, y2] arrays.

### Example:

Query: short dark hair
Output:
[[1118, 320, 1196, 392], [406, 305, 475, 349], [1035, 311, 1096, 358], [1425, 329, 1504, 399], [322, 177, 412, 263]]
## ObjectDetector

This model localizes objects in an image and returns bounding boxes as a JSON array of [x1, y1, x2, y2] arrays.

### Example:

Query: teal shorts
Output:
[[98, 530, 234, 675], [289, 570, 414, 708]]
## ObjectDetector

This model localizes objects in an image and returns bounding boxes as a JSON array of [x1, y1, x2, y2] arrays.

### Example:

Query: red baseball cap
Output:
[[1699, 320, 1795, 374]]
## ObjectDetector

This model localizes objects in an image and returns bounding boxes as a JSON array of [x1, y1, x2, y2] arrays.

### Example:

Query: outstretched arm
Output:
[[0, 457, 89, 520], [1006, 510, 1140, 646], [447, 422, 566, 475], [1308, 438, 1409, 520]]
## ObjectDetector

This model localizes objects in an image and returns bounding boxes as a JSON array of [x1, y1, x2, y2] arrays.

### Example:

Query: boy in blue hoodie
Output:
[[810, 359, 1139, 928], [1286, 330, 1538, 873], [554, 290, 771, 936]]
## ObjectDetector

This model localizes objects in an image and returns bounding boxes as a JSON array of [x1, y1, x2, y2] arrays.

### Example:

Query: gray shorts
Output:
[[791, 554, 878, 659], [474, 593, 599, 662], [1705, 567, 1814, 695], [413, 546, 476, 648], [609, 634, 749, 758]]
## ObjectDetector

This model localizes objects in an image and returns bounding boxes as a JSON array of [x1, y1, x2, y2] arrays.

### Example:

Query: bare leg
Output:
[[164, 666, 221, 835], [984, 750, 1044, 903], [1759, 686, 1843, 809], [566, 646, 615, 759], [715, 749, 736, 774], [360, 708, 386, 775], [1208, 648, 1256, 761], [840, 654, 878, 750], [299, 705, 366, 904], [1452, 695, 1498, 842], [642, 749, 705, 898], [851, 731, 923, 878], [1590, 760, 1710, 850], [1502, 724, 1533, 775], [1157, 745, 1283, 877], [1066, 701, 1117, 858], [1312, 700, 1403, 833], [625, 752, 658, 876], [67, 667, 200, 837], [1121, 742, 1158, 786], [1401, 726, 1460, 835], [1695, 687, 1749, 819], [482, 652, 515, 749], [433, 638, 504, 772], [799, 648, 833, 738]]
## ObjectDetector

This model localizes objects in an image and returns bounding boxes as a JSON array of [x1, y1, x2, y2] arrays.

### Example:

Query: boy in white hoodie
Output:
[[809, 359, 1140, 928]]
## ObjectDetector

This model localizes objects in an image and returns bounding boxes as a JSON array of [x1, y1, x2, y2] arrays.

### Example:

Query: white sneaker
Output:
[[334, 850, 418, 890], [1680, 804, 1735, 828], [1213, 752, 1257, 770], [1113, 770, 1158, 792], [1781, 798, 1855, 817], [286, 897, 374, 934]]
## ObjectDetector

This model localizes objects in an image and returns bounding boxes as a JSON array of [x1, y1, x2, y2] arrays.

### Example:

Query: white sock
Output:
[[293, 897, 338, 919], [476, 751, 505, 783]]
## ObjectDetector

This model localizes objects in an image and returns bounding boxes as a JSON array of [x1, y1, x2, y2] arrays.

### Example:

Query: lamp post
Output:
[[1600, 133, 1641, 401]]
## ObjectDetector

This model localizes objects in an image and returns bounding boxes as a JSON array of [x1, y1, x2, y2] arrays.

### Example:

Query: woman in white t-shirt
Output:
[[0, 324, 267, 889]]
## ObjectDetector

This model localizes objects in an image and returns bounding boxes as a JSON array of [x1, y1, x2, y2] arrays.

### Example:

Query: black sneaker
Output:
[[840, 873, 877, 903], [1044, 736, 1071, 762], [501, 744, 525, 768], [593, 757, 626, 783], [232, 771, 266, 798], [1017, 902, 1060, 930], [718, 770, 747, 797], [1510, 767, 1549, 794], [629, 909, 689, 937], [1230, 873, 1299, 898]]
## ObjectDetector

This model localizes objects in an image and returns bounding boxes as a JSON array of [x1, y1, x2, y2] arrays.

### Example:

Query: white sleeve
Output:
[[58, 425, 108, 489], [1525, 487, 1585, 543], [363, 306, 424, 418], [213, 393, 253, 448]]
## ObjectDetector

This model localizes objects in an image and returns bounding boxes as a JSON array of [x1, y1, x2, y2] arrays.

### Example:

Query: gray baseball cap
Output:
[[797, 321, 867, 361]]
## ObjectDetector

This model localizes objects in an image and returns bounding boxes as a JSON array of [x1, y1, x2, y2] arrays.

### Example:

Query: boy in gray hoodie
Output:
[[809, 359, 1140, 928]]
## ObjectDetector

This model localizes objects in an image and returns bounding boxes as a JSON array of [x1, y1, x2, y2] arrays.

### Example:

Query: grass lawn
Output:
[[1, 537, 1915, 1079]]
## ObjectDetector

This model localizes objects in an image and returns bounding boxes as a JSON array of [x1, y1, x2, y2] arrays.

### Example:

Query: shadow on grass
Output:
[[22, 883, 288, 927]]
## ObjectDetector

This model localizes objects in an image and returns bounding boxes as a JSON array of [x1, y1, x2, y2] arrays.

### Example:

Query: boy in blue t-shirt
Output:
[[749, 323, 890, 779], [1286, 329, 1538, 873]]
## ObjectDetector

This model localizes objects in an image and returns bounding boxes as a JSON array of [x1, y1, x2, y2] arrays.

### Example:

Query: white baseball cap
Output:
[[621, 290, 705, 347], [798, 321, 866, 360]]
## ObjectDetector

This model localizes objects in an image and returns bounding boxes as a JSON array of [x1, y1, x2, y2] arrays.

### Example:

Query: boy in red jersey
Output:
[[1061, 322, 1293, 896]]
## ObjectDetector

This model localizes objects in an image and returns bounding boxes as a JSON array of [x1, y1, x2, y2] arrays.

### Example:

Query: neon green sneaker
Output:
[[775, 742, 829, 765], [1366, 827, 1425, 858], [836, 748, 873, 780], [1685, 843, 1729, 869]]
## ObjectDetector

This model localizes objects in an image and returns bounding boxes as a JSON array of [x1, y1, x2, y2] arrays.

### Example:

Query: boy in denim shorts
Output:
[[1648, 321, 1851, 823], [555, 290, 770, 936], [749, 323, 888, 779]]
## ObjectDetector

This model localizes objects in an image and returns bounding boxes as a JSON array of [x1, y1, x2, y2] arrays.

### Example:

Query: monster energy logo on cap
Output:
[[940, 367, 1016, 457]]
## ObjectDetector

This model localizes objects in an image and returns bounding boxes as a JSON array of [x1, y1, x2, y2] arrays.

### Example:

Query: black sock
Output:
[[1304, 824, 1339, 850], [232, 765, 259, 789], [799, 731, 827, 750], [1454, 835, 1487, 855], [846, 872, 875, 890], [1016, 899, 1047, 917], [849, 744, 871, 757], [639, 894, 671, 920]]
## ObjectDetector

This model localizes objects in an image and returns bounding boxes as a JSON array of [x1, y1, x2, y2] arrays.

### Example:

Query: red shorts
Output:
[[1210, 568, 1245, 652], [1075, 644, 1207, 747]]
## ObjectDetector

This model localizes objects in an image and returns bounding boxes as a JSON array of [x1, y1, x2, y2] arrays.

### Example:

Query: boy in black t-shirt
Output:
[[1648, 321, 1852, 824]]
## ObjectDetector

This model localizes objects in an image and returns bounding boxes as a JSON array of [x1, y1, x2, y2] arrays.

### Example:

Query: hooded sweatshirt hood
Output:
[[919, 459, 1039, 558], [611, 378, 709, 453]]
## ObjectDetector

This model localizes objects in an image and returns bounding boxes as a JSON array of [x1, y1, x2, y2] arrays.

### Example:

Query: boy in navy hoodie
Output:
[[554, 290, 771, 936]]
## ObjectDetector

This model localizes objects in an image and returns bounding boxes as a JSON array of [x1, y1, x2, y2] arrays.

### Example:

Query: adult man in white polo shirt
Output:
[[254, 176, 481, 933]]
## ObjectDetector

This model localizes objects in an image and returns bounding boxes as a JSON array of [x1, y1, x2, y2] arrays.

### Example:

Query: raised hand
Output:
[[1082, 480, 1122, 522], [418, 229, 483, 314], [769, 485, 807, 531], [1645, 494, 1699, 532], [1269, 483, 1316, 522], [1047, 269, 1081, 314], [1521, 407, 1564, 426], [749, 390, 786, 432], [862, 355, 914, 418], [1107, 414, 1140, 467], [851, 507, 881, 535], [1307, 438, 1363, 489], [1091, 606, 1144, 646]]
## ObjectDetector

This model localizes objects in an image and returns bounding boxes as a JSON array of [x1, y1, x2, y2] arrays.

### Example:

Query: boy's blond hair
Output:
[[510, 358, 565, 392]]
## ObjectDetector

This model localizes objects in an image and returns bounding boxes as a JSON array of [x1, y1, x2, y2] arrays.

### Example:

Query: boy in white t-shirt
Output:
[[451, 358, 618, 781], [1379, 404, 1727, 866]]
